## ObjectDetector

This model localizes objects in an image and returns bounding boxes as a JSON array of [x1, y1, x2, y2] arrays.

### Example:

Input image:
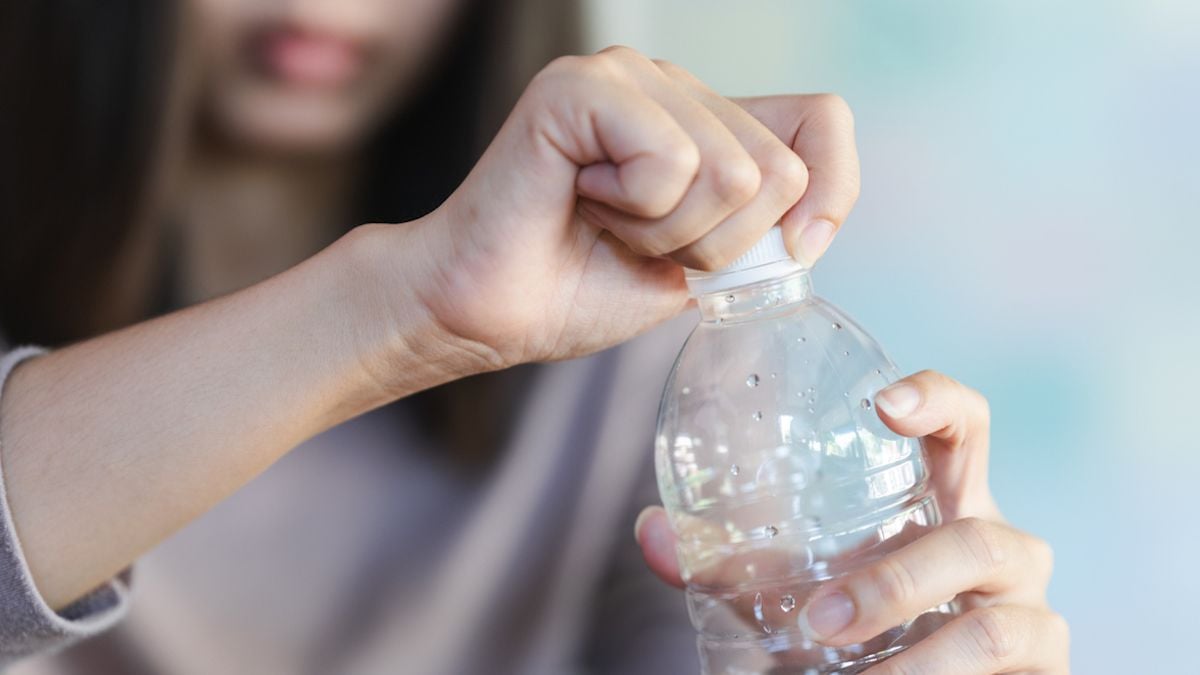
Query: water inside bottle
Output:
[[655, 269, 959, 674]]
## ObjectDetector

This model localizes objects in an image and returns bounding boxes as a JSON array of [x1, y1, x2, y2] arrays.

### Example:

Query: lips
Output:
[[251, 25, 367, 89]]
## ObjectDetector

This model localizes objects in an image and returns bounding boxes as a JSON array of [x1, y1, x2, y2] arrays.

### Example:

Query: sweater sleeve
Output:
[[0, 347, 131, 667]]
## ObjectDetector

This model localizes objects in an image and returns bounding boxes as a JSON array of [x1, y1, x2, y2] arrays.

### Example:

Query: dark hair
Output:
[[356, 0, 583, 224], [0, 0, 581, 347], [0, 0, 581, 467], [0, 0, 178, 345], [355, 0, 499, 227]]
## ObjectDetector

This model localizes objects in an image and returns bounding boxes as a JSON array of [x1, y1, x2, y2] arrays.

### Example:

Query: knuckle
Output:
[[598, 44, 639, 59], [652, 58, 681, 75], [597, 45, 651, 72], [708, 158, 762, 206], [1027, 535, 1055, 580], [535, 55, 604, 91], [541, 54, 583, 78], [566, 53, 625, 82], [676, 238, 734, 272], [811, 92, 855, 125], [952, 517, 1010, 574], [1047, 610, 1071, 647], [664, 138, 702, 181], [964, 607, 1018, 664], [653, 58, 699, 84], [972, 387, 992, 431], [529, 58, 567, 94], [761, 149, 809, 201], [869, 557, 919, 610]]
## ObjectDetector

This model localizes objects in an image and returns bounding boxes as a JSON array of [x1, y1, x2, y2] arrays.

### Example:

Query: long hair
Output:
[[0, 0, 582, 347], [0, 0, 583, 467], [0, 0, 178, 345]]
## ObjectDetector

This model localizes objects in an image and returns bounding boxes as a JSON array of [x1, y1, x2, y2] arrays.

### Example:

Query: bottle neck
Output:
[[695, 270, 814, 323]]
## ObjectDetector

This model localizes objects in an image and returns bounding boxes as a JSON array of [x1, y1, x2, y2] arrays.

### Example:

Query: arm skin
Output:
[[0, 223, 480, 610]]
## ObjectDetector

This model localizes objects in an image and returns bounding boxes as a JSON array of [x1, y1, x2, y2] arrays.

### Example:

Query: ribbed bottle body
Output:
[[656, 274, 957, 674]]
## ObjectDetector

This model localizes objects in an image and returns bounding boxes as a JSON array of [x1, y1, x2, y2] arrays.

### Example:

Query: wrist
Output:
[[325, 217, 504, 401]]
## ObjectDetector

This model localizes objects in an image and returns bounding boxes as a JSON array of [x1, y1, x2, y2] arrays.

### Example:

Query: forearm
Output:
[[0, 222, 475, 610]]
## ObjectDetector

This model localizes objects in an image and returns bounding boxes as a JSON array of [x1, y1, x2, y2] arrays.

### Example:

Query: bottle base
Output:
[[697, 600, 957, 675]]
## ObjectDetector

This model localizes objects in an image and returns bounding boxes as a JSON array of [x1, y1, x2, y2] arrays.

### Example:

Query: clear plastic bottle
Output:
[[655, 228, 958, 674]]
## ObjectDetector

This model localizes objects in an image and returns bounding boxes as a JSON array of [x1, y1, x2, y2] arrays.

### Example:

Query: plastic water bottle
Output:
[[654, 228, 958, 674]]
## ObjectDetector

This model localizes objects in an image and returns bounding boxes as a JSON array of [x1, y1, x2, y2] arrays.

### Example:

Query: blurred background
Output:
[[585, 1, 1200, 671], [2, 0, 1195, 673]]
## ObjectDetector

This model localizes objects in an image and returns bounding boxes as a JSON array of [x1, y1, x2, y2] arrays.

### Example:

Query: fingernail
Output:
[[795, 219, 836, 267], [799, 591, 855, 641], [875, 383, 922, 419]]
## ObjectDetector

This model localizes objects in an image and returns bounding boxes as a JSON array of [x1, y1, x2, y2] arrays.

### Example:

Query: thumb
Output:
[[634, 506, 685, 589]]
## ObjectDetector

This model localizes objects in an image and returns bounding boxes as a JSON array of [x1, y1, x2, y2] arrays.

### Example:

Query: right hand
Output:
[[635, 371, 1068, 674], [367, 46, 861, 377]]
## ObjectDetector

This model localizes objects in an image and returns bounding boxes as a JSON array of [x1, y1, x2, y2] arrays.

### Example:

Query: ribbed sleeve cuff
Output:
[[0, 346, 131, 666]]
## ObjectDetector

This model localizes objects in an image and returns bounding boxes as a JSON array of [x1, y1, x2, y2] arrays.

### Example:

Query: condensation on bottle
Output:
[[655, 228, 959, 674]]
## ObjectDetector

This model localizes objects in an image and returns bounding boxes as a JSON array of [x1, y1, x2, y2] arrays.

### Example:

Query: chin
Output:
[[208, 87, 378, 156]]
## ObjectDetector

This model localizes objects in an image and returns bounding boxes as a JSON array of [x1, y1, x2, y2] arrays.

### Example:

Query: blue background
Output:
[[587, 2, 1200, 671]]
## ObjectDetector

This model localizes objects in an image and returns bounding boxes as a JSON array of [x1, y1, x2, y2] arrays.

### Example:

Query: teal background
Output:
[[585, 2, 1200, 671]]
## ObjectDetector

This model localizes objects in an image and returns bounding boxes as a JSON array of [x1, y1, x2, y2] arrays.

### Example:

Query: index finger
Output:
[[798, 517, 1052, 647], [872, 370, 998, 521], [735, 94, 861, 266]]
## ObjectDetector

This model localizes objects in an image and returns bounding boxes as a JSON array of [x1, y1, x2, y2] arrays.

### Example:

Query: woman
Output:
[[0, 1, 1069, 673]]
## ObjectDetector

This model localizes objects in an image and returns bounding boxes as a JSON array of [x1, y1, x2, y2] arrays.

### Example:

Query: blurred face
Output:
[[189, 0, 465, 154]]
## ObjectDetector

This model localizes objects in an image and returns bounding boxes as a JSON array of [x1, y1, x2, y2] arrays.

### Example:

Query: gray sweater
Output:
[[0, 318, 700, 674]]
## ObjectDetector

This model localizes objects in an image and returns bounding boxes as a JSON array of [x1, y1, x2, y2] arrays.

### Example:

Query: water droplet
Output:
[[746, 374, 760, 388], [874, 368, 883, 375], [764, 525, 778, 538], [843, 350, 851, 357], [730, 464, 740, 476], [681, 386, 691, 395], [725, 294, 736, 304], [806, 386, 815, 394], [780, 594, 797, 613], [807, 407, 815, 414], [860, 398, 873, 410], [832, 322, 843, 330], [799, 336, 808, 342], [843, 391, 850, 398], [769, 372, 777, 379], [752, 410, 763, 421]]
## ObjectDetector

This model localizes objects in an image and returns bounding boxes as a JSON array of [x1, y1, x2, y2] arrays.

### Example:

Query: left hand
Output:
[[383, 47, 860, 375], [635, 370, 1070, 674]]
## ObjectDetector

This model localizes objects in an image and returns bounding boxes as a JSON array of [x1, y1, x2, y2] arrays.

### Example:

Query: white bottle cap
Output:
[[684, 226, 806, 295]]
